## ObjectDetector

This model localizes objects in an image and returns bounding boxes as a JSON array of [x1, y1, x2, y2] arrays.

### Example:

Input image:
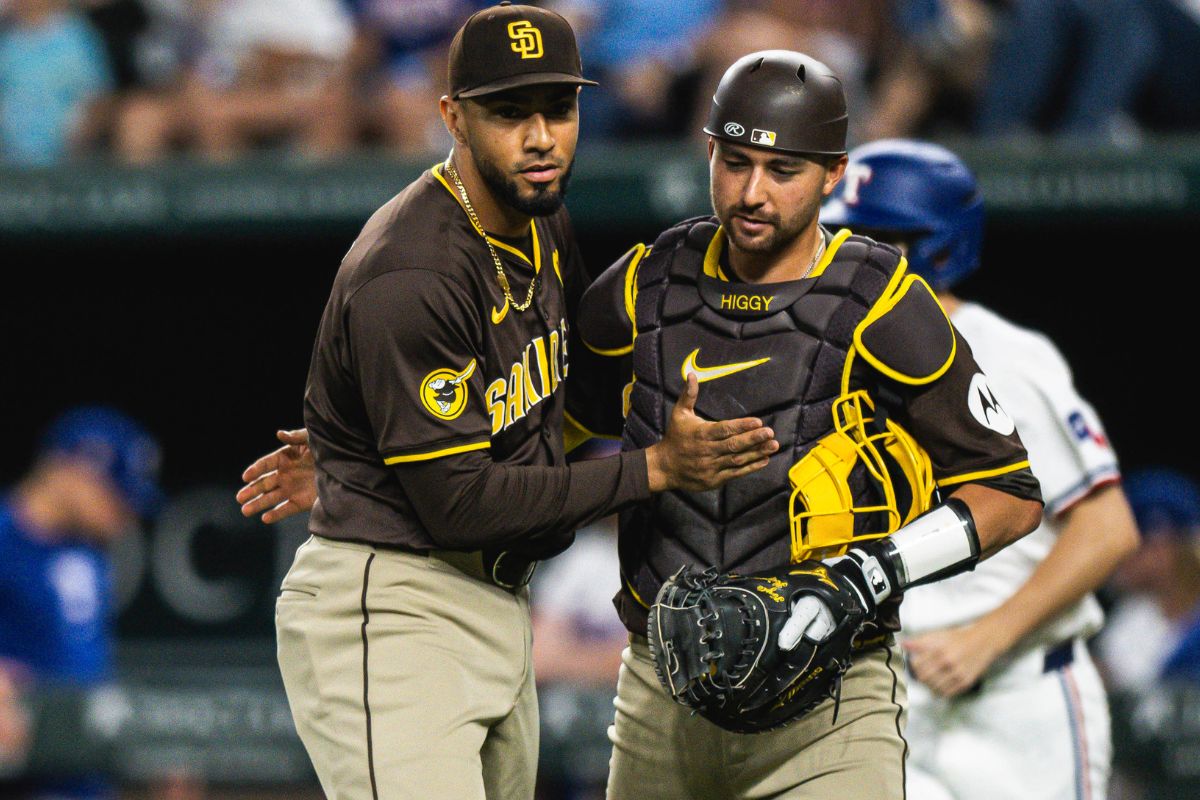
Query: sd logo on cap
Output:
[[448, 2, 598, 99]]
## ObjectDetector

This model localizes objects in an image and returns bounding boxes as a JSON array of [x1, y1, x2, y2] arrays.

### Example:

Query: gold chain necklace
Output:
[[444, 158, 537, 313]]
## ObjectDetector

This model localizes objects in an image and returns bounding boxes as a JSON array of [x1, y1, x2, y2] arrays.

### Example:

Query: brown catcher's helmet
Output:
[[704, 50, 848, 156]]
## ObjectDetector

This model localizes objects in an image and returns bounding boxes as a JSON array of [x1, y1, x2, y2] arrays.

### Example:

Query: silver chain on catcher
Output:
[[801, 233, 826, 280], [444, 157, 538, 313]]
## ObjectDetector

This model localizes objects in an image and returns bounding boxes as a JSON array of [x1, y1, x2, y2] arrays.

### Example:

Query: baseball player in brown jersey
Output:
[[243, 5, 778, 800], [565, 51, 1045, 799]]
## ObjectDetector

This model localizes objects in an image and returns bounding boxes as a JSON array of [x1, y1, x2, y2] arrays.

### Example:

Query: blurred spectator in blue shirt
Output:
[[975, 0, 1155, 143], [551, 0, 720, 140], [1134, 0, 1200, 134], [0, 407, 161, 799], [114, 0, 354, 162], [863, 0, 997, 141], [1097, 468, 1200, 692], [294, 0, 488, 158], [0, 0, 114, 165]]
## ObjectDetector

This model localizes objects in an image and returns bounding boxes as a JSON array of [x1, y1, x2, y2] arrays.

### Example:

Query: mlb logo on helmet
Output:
[[751, 129, 777, 146]]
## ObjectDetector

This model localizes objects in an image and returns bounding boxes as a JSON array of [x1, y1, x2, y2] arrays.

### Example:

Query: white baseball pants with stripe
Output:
[[905, 638, 1111, 800]]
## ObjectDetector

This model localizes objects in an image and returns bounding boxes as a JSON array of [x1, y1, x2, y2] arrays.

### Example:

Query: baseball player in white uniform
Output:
[[822, 139, 1140, 800]]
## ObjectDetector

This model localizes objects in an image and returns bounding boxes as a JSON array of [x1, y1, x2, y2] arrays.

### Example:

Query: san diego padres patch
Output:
[[420, 359, 477, 420]]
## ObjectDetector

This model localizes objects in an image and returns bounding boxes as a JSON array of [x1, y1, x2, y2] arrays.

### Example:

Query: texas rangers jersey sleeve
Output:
[[900, 302, 1116, 640]]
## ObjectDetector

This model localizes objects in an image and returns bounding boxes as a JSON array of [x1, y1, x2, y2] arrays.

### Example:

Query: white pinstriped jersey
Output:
[[901, 302, 1119, 645]]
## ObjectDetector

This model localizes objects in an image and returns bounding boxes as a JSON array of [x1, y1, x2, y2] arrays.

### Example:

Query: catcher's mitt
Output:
[[646, 560, 869, 733]]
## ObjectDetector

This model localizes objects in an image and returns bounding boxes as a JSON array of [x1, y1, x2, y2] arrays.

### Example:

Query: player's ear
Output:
[[822, 154, 849, 197], [439, 96, 469, 146]]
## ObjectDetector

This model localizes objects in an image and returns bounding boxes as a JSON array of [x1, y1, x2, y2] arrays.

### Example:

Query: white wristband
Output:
[[884, 499, 979, 588]]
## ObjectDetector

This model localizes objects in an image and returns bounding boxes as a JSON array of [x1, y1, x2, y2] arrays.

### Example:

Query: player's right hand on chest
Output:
[[645, 372, 778, 492]]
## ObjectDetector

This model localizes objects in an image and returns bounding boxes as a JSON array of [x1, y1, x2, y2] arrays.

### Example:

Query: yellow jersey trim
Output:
[[701, 227, 731, 281], [623, 243, 649, 324], [383, 440, 491, 464], [853, 272, 956, 386], [584, 340, 634, 357], [563, 409, 621, 444], [625, 577, 650, 609], [431, 162, 538, 269], [937, 460, 1032, 488], [581, 241, 648, 358], [808, 228, 854, 278]]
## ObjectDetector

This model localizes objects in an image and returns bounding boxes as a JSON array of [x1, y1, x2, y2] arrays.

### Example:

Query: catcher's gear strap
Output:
[[854, 272, 956, 385], [875, 497, 979, 591]]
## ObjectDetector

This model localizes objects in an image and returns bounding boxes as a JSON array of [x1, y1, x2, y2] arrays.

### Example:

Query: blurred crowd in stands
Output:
[[3, 0, 1200, 167]]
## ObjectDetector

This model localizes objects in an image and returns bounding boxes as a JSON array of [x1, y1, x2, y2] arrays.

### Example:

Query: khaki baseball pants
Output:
[[606, 636, 909, 800], [276, 535, 538, 799]]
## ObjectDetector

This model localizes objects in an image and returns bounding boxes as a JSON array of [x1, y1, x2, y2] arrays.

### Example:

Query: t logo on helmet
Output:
[[508, 21, 543, 59], [842, 163, 873, 205]]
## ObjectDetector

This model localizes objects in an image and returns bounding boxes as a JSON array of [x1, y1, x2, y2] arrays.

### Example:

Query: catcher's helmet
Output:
[[821, 139, 983, 289], [704, 50, 848, 156]]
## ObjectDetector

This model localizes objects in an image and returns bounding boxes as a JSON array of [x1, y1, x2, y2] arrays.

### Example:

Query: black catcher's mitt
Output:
[[646, 560, 870, 733]]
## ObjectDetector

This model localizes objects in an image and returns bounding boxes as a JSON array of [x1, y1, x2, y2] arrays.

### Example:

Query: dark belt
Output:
[[432, 549, 538, 592], [1042, 638, 1076, 672], [313, 535, 537, 591]]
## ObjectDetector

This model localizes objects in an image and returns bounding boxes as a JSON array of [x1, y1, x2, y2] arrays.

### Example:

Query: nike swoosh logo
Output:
[[491, 300, 509, 325], [681, 348, 770, 383]]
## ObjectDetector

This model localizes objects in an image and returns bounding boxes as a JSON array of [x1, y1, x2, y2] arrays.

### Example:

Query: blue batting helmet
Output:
[[1123, 468, 1200, 537], [821, 139, 984, 289], [41, 406, 163, 516]]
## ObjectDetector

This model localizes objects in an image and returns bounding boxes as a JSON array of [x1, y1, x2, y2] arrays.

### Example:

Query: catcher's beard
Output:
[[476, 153, 574, 218], [715, 193, 822, 257]]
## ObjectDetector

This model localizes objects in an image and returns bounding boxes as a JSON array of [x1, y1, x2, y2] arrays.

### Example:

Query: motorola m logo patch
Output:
[[967, 373, 1015, 435], [724, 122, 745, 137]]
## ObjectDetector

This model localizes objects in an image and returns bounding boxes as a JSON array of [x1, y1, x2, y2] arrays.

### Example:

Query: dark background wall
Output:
[[0, 213, 1183, 494]]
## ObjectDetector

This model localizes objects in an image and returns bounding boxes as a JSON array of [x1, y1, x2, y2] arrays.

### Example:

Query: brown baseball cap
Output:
[[448, 2, 598, 99]]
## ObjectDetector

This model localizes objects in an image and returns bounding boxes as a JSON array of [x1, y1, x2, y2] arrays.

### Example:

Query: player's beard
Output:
[[477, 156, 574, 217], [720, 194, 825, 256], [717, 196, 820, 257]]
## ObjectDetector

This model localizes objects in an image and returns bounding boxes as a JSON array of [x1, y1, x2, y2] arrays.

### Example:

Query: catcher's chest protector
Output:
[[618, 218, 901, 631]]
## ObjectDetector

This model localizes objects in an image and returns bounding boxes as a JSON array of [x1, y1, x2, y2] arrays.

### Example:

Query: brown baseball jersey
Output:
[[303, 163, 647, 555]]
